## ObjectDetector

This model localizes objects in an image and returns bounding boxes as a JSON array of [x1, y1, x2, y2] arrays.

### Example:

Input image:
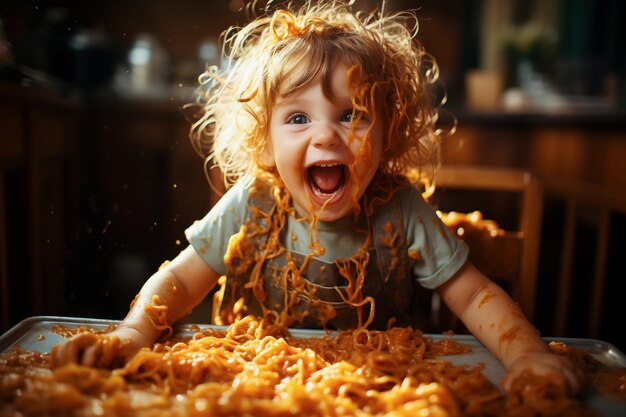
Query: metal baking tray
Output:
[[1, 316, 625, 416]]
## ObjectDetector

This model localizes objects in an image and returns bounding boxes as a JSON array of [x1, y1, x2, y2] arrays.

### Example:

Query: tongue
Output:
[[310, 165, 344, 193]]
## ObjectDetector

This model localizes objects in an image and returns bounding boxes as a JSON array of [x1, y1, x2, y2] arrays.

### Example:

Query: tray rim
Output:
[[0, 315, 124, 351], [1, 315, 625, 366]]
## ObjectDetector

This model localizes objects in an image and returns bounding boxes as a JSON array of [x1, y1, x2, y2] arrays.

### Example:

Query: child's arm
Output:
[[436, 261, 584, 394], [51, 245, 220, 367]]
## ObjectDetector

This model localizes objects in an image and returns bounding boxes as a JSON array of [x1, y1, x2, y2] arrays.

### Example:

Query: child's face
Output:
[[269, 63, 382, 221]]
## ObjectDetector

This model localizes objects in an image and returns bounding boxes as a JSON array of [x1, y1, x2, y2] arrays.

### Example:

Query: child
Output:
[[52, 1, 583, 394]]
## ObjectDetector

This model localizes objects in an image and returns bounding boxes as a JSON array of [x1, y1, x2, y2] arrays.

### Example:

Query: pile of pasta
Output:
[[0, 315, 611, 417]]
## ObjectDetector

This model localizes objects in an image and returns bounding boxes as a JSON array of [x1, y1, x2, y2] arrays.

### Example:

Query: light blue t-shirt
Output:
[[185, 177, 468, 290]]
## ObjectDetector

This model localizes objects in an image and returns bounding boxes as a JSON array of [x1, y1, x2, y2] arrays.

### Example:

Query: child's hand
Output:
[[50, 326, 149, 368], [501, 350, 585, 395]]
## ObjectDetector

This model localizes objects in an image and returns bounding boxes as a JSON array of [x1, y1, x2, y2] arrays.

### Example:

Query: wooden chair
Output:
[[425, 165, 543, 332], [545, 180, 626, 339]]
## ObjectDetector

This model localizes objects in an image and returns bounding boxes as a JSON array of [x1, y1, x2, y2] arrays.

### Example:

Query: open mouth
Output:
[[307, 163, 348, 204]]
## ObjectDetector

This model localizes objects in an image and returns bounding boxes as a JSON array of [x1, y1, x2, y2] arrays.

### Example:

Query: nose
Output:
[[312, 122, 341, 149]]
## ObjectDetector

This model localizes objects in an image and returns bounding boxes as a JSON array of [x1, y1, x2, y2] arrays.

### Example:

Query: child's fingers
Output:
[[501, 367, 522, 392], [80, 344, 99, 367], [50, 333, 100, 368], [49, 342, 70, 367], [501, 357, 585, 395], [541, 355, 585, 394]]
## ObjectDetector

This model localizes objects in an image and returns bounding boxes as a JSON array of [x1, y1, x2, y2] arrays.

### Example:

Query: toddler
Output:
[[53, 0, 582, 394]]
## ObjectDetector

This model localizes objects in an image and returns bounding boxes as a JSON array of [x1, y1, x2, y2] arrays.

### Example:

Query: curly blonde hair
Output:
[[189, 0, 446, 194]]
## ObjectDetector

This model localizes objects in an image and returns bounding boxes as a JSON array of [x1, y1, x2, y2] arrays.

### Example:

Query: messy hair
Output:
[[189, 0, 446, 194]]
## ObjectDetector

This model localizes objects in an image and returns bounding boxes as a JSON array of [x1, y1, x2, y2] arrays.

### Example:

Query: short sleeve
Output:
[[398, 186, 469, 290], [184, 177, 251, 275]]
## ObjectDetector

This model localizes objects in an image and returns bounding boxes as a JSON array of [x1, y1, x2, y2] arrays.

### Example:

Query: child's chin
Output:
[[315, 205, 353, 222]]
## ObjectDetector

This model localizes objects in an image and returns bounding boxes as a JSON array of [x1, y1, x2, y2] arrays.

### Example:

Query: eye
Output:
[[287, 113, 309, 124], [340, 110, 355, 123], [341, 109, 368, 124]]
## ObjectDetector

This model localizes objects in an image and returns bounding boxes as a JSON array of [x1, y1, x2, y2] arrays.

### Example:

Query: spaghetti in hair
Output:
[[188, 1, 445, 197]]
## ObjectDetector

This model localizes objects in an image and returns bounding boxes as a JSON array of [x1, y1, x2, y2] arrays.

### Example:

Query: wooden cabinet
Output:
[[66, 93, 214, 322], [0, 81, 80, 331], [0, 83, 214, 330]]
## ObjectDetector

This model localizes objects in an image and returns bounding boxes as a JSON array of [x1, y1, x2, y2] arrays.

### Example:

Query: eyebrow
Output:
[[273, 95, 312, 110]]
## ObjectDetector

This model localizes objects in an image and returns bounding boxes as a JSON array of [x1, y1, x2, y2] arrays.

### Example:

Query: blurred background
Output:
[[0, 0, 624, 350]]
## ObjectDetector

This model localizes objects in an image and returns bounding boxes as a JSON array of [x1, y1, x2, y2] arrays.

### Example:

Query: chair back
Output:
[[426, 165, 543, 332]]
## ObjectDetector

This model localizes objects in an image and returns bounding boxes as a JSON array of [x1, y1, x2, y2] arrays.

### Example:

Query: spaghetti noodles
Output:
[[0, 315, 610, 416]]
